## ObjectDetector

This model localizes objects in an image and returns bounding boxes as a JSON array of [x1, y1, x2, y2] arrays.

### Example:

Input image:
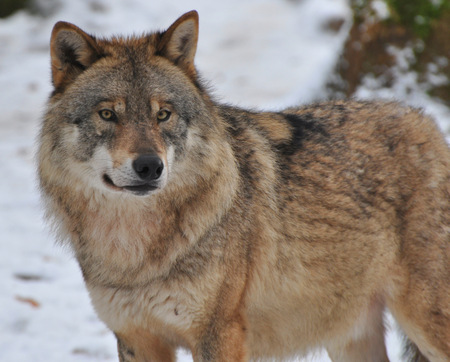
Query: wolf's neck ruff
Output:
[[40, 133, 239, 287]]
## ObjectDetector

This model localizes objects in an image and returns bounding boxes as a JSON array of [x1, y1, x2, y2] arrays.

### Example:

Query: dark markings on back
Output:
[[276, 112, 329, 155]]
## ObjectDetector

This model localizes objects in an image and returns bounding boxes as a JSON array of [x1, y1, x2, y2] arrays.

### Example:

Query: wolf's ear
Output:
[[50, 22, 102, 91], [158, 11, 199, 78]]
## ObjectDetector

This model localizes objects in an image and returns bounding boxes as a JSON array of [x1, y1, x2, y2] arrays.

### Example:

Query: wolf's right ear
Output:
[[158, 11, 199, 79], [50, 22, 102, 91]]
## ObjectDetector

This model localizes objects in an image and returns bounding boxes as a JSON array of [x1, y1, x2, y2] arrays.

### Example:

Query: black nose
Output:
[[132, 154, 164, 181]]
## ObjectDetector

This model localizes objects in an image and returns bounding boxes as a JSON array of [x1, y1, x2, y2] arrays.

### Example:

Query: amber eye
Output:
[[99, 109, 117, 122], [156, 109, 171, 122]]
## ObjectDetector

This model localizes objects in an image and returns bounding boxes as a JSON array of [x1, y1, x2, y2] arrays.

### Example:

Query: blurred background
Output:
[[0, 0, 448, 361]]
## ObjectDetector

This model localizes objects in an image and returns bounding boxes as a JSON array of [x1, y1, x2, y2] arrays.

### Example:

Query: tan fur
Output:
[[38, 11, 450, 362]]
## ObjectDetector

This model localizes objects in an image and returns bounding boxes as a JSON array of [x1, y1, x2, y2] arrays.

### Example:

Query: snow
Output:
[[0, 0, 448, 361], [370, 0, 390, 20]]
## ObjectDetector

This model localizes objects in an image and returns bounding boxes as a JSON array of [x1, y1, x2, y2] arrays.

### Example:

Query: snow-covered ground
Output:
[[0, 0, 448, 361]]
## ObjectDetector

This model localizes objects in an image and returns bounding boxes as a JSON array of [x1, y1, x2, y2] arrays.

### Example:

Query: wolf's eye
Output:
[[156, 109, 171, 122], [99, 109, 117, 122]]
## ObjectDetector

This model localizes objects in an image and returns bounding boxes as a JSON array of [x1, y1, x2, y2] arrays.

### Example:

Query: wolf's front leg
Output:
[[194, 314, 248, 362], [116, 332, 175, 362]]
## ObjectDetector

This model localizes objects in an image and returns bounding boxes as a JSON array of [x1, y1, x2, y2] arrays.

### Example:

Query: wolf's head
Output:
[[40, 11, 223, 197]]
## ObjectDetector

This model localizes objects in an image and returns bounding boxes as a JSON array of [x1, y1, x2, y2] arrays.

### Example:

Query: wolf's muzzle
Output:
[[102, 154, 165, 196]]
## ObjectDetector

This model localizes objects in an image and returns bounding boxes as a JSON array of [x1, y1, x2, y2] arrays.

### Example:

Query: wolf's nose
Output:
[[132, 154, 164, 181]]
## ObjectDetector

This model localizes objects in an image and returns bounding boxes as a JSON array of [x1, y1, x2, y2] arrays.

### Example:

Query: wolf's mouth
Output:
[[102, 174, 158, 195]]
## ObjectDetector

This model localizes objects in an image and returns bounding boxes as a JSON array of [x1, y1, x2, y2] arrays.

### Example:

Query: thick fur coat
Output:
[[38, 11, 450, 362]]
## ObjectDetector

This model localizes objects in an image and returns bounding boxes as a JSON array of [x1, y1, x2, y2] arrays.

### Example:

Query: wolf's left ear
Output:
[[158, 10, 199, 78], [50, 22, 102, 92]]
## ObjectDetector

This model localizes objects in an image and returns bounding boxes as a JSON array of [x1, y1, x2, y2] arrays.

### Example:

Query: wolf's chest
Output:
[[87, 282, 197, 340]]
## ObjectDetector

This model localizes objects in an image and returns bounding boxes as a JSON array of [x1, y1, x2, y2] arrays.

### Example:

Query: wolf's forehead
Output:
[[88, 56, 186, 95], [67, 50, 203, 118], [73, 72, 161, 112], [101, 34, 159, 57]]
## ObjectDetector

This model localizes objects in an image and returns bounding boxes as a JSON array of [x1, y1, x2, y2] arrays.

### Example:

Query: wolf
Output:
[[38, 10, 449, 362]]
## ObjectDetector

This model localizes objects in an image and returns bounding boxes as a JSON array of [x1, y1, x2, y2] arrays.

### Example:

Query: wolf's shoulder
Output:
[[217, 100, 370, 154], [217, 99, 440, 160]]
